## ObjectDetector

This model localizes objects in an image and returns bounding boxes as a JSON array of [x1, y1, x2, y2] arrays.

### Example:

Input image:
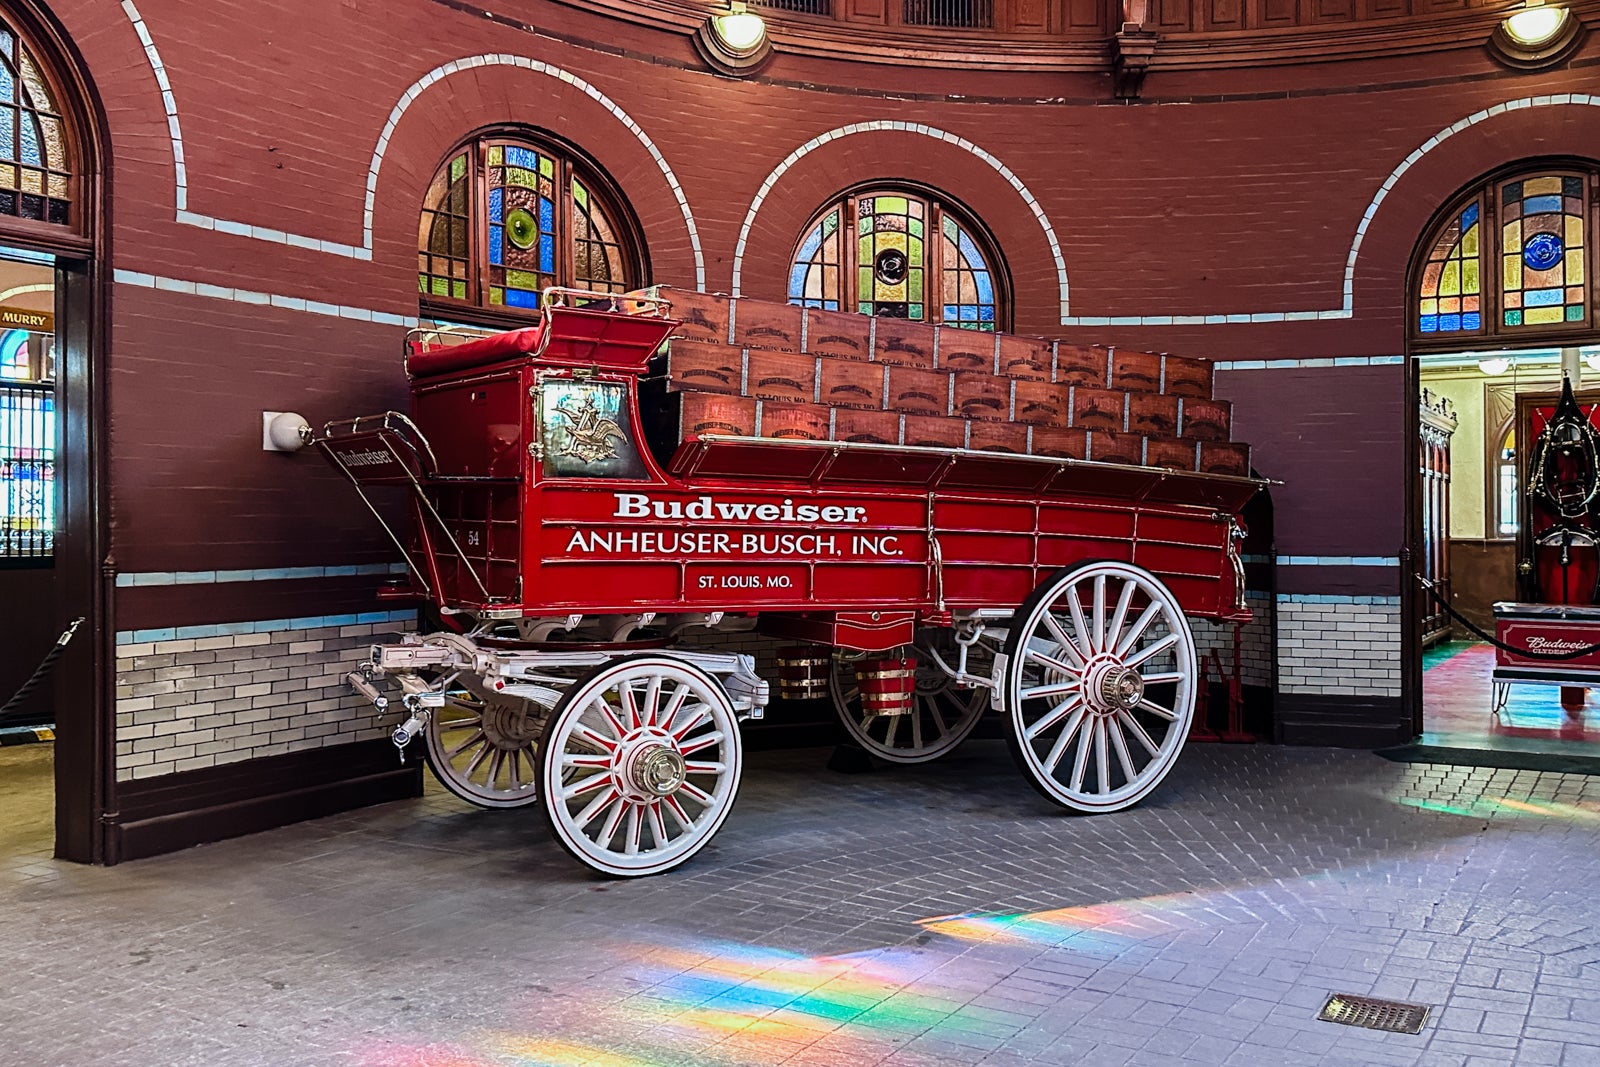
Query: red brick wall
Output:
[[40, 0, 1600, 625]]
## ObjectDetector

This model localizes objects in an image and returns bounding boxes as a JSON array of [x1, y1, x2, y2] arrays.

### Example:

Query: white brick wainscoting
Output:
[[1275, 595, 1402, 698]]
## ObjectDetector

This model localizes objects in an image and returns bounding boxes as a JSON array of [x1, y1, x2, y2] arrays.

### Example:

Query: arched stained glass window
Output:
[[1413, 167, 1596, 347], [788, 186, 1005, 329], [418, 132, 644, 321], [0, 24, 71, 226]]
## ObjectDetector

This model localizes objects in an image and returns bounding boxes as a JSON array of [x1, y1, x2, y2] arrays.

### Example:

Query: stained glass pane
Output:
[[1, 373, 55, 560], [786, 207, 841, 311], [943, 218, 996, 331], [0, 28, 71, 229], [571, 178, 630, 294], [1416, 200, 1482, 334], [418, 151, 471, 301], [1501, 174, 1585, 330], [855, 193, 924, 319], [488, 142, 557, 306]]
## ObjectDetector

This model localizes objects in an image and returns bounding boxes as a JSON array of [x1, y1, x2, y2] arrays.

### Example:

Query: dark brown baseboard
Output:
[[1275, 693, 1409, 748], [105, 739, 423, 864]]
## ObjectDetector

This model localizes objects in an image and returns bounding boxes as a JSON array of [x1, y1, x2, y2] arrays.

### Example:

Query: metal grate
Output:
[[0, 381, 54, 562], [756, 0, 833, 13], [903, 0, 992, 27], [1318, 994, 1429, 1035]]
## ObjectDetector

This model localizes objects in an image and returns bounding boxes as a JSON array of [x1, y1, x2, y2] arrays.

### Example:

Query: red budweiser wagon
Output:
[[318, 288, 1260, 877]]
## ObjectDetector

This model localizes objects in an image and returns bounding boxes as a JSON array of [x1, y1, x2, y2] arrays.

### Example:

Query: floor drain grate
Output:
[[1317, 993, 1429, 1034]]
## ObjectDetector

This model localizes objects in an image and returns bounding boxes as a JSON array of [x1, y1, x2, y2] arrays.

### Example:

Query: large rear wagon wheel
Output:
[[423, 693, 544, 809], [539, 654, 743, 877], [828, 630, 988, 764], [1002, 561, 1196, 813]]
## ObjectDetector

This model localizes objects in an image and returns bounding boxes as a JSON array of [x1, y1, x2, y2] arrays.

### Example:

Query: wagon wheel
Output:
[[1002, 561, 1196, 813], [828, 630, 989, 764], [540, 654, 743, 877], [423, 691, 547, 809]]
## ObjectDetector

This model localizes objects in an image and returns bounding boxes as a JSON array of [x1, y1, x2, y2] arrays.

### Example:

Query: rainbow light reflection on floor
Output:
[[916, 889, 1207, 950], [1396, 794, 1600, 822]]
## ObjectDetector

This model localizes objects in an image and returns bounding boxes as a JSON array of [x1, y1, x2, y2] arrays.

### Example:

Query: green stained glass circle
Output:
[[507, 208, 538, 250]]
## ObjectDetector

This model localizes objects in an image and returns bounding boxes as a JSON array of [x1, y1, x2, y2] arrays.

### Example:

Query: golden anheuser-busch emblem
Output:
[[554, 392, 626, 464]]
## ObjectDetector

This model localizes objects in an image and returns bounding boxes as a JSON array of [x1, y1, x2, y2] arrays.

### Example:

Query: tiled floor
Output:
[[1422, 642, 1600, 754], [5, 739, 1600, 1065]]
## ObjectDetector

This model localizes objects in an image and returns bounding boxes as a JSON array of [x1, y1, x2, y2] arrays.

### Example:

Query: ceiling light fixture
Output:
[[1490, 1, 1582, 68], [694, 2, 773, 77], [1479, 356, 1513, 376]]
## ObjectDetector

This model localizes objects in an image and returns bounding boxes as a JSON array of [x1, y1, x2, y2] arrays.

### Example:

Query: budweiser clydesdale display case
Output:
[[316, 287, 1263, 876]]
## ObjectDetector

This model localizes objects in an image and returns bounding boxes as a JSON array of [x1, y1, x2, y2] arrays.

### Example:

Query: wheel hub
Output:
[[1084, 657, 1144, 714], [480, 697, 543, 751], [615, 728, 687, 798]]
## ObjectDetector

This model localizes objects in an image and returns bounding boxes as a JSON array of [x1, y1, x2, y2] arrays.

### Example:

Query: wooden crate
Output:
[[1200, 441, 1251, 476], [1144, 436, 1199, 471], [935, 325, 995, 371], [1012, 380, 1071, 426], [902, 414, 967, 449], [818, 356, 885, 410], [1178, 397, 1231, 441], [666, 391, 757, 438], [1162, 355, 1214, 398], [803, 308, 873, 361], [1127, 392, 1180, 437], [1072, 387, 1127, 431], [744, 350, 817, 404], [759, 400, 830, 440], [887, 365, 952, 416], [1028, 426, 1088, 459], [733, 298, 803, 352], [1056, 344, 1109, 387], [1087, 430, 1142, 466], [833, 408, 900, 445], [874, 319, 937, 367], [996, 335, 1052, 381], [653, 287, 731, 345], [969, 421, 1027, 453], [953, 372, 1011, 421], [1111, 349, 1162, 393], [662, 340, 743, 394]]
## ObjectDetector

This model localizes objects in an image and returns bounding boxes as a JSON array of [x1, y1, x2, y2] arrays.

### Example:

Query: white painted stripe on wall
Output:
[[116, 609, 418, 646], [120, 4, 707, 286], [1214, 355, 1405, 371], [1277, 556, 1400, 567], [115, 563, 409, 588], [113, 269, 417, 327]]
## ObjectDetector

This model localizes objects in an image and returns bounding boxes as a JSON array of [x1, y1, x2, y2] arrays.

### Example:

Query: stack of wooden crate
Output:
[[642, 287, 1250, 477]]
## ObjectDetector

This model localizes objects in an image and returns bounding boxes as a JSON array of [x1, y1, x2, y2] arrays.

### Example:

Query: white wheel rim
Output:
[[1006, 563, 1195, 812], [829, 631, 987, 764], [424, 694, 542, 809], [542, 657, 742, 876]]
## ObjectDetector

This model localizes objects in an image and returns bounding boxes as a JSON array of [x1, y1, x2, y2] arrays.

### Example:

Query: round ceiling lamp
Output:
[[1489, 1, 1583, 69], [695, 2, 773, 77]]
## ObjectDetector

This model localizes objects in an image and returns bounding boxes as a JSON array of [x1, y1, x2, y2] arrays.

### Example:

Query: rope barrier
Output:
[[0, 617, 84, 722], [1415, 575, 1600, 660]]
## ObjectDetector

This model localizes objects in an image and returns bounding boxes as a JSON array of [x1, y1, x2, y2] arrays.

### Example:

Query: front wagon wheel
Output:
[[539, 654, 743, 877], [1002, 561, 1196, 813]]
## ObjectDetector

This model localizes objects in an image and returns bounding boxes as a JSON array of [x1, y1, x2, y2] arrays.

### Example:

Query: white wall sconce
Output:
[[1479, 356, 1513, 376], [1490, 0, 1582, 68], [262, 411, 312, 452], [694, 2, 772, 77]]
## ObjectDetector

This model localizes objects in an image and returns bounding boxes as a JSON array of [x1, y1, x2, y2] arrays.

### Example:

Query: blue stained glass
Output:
[[506, 146, 538, 170], [980, 306, 994, 322], [957, 305, 978, 321], [795, 227, 823, 265], [489, 226, 503, 266], [1419, 315, 1439, 333], [1463, 203, 1479, 227], [1523, 232, 1564, 272], [539, 234, 553, 273], [1524, 194, 1563, 214], [0, 106, 12, 160], [943, 304, 958, 319], [505, 288, 540, 308], [489, 187, 503, 221], [824, 300, 838, 311], [1439, 313, 1462, 331], [1525, 287, 1563, 307], [956, 231, 987, 271], [0, 61, 14, 106], [788, 264, 810, 297], [1464, 312, 1482, 330], [18, 111, 37, 165], [539, 197, 554, 235], [974, 271, 994, 305]]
